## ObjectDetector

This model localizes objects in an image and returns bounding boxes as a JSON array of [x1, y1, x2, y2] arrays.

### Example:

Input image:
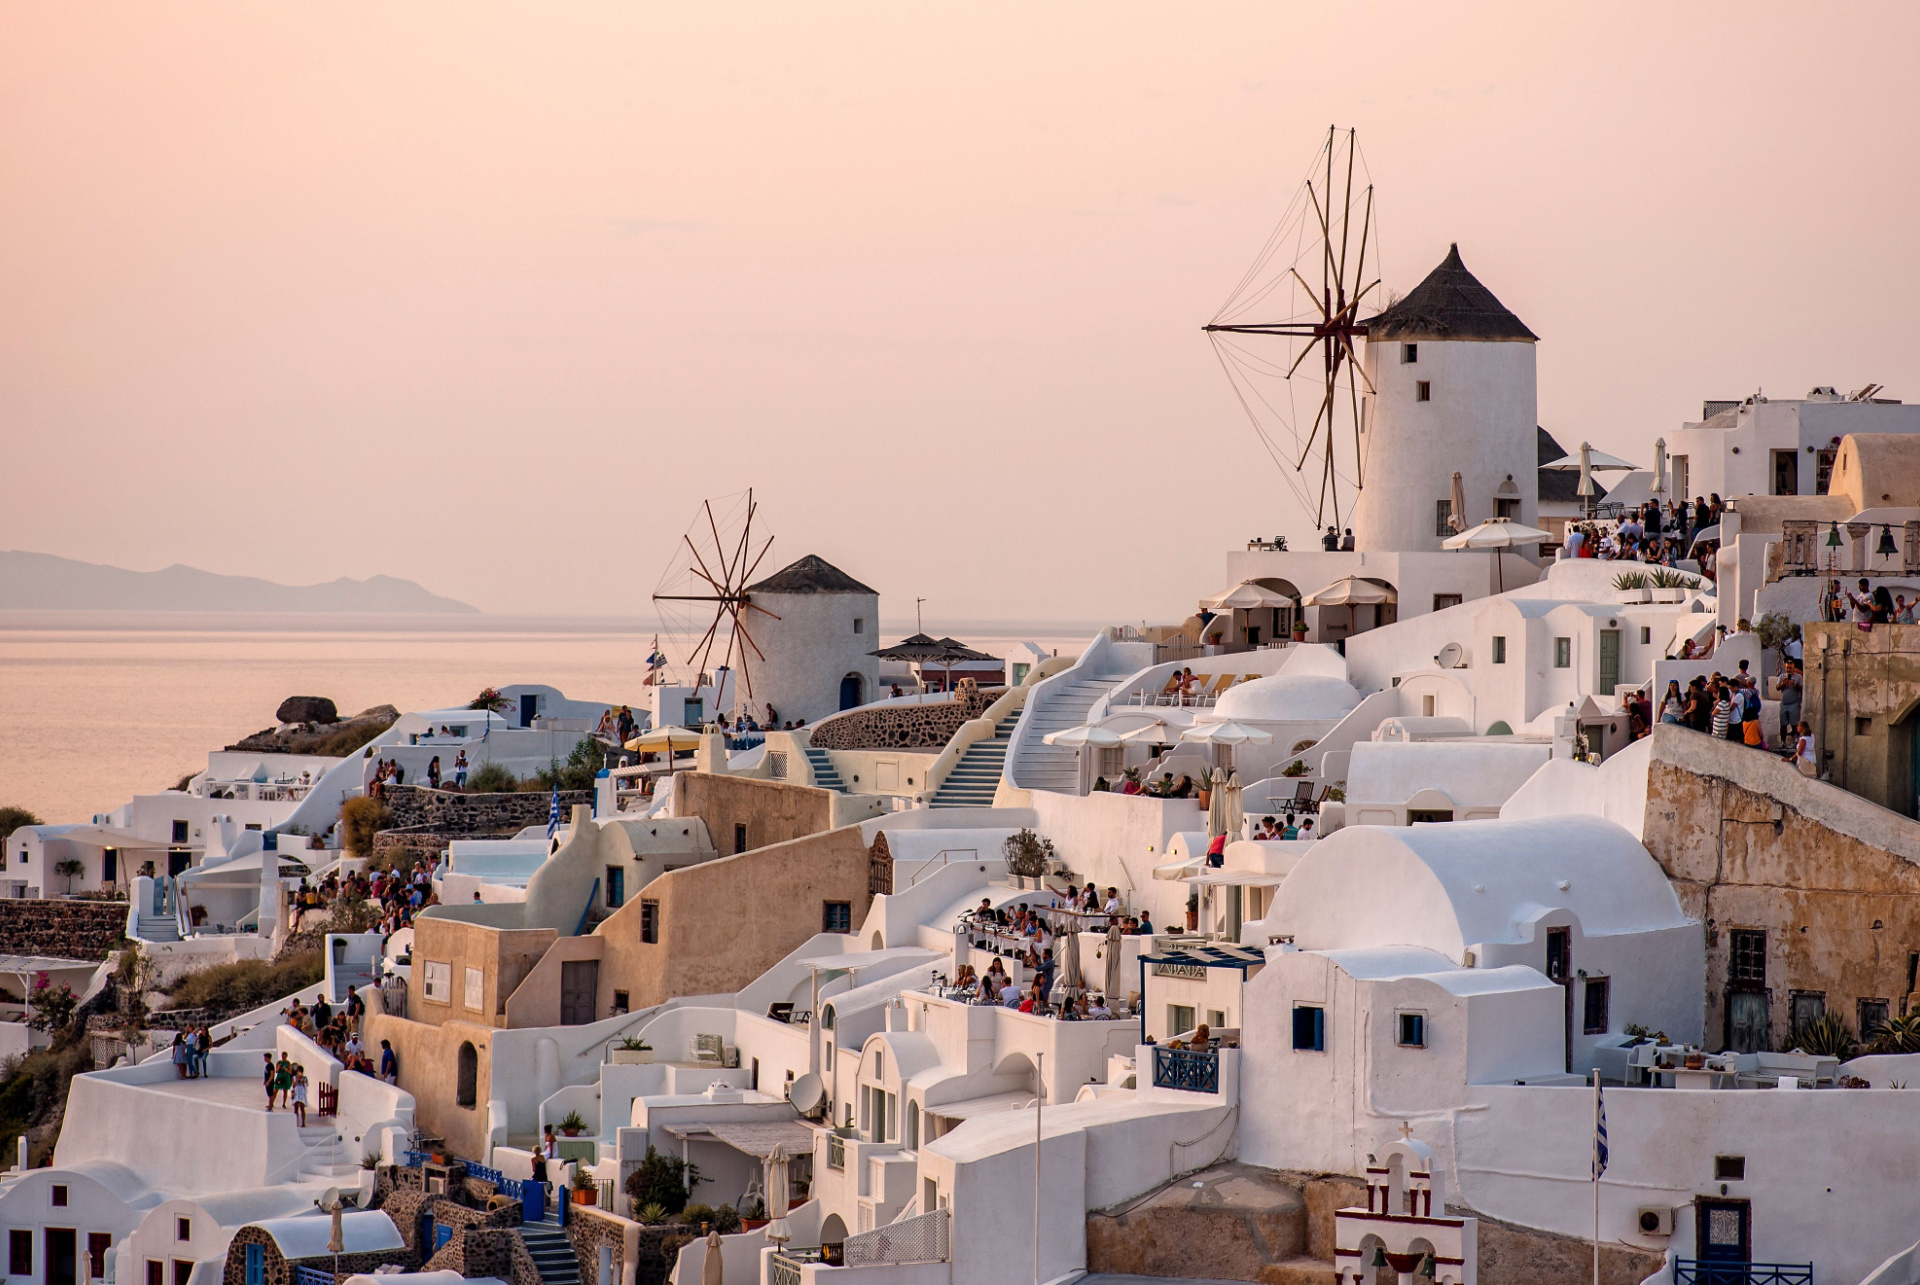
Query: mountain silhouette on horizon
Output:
[[0, 550, 478, 613]]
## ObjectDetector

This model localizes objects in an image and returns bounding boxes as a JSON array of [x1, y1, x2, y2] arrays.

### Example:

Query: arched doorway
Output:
[[839, 673, 864, 710], [819, 1213, 848, 1249], [456, 1042, 478, 1108]]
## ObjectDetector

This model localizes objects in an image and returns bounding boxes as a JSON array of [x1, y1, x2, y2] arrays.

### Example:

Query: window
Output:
[[605, 865, 625, 907], [1415, 380, 1431, 402], [1494, 497, 1520, 519], [10, 1228, 31, 1274], [1491, 636, 1507, 664], [52, 1184, 67, 1207], [1397, 1012, 1426, 1048], [174, 1259, 192, 1285], [1546, 928, 1570, 983], [1728, 930, 1767, 984], [1856, 717, 1874, 736], [1789, 990, 1826, 1032], [1714, 1155, 1746, 1182], [1097, 746, 1125, 777], [456, 1041, 478, 1108], [1815, 448, 1836, 494], [640, 900, 659, 944], [1772, 449, 1799, 496], [767, 750, 787, 780], [463, 966, 484, 1011], [1421, 694, 1436, 717], [1292, 1004, 1326, 1051], [1640, 626, 1651, 644], [88, 1233, 110, 1280], [421, 961, 451, 1003], [1671, 453, 1690, 500], [613, 990, 629, 1012], [853, 617, 864, 635], [823, 901, 853, 934], [171, 820, 190, 844], [1401, 343, 1418, 364], [175, 1217, 190, 1242], [151, 1258, 165, 1285], [1553, 637, 1571, 668], [1583, 977, 1611, 1034], [733, 824, 748, 855], [1435, 500, 1454, 538], [1433, 594, 1463, 611], [1859, 998, 1892, 1040], [1168, 1005, 1195, 1037]]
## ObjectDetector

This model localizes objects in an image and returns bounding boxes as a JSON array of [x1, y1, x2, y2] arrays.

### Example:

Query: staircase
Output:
[[519, 1213, 580, 1285], [930, 713, 1020, 808], [804, 747, 848, 792], [134, 914, 179, 943], [1007, 676, 1131, 794], [296, 1124, 358, 1179]]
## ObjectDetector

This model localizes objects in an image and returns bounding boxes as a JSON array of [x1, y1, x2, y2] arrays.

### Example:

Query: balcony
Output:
[[1152, 1045, 1220, 1093], [1674, 1261, 1813, 1285]]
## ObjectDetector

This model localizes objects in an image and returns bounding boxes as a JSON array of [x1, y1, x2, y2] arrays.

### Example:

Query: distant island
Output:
[[0, 550, 478, 613]]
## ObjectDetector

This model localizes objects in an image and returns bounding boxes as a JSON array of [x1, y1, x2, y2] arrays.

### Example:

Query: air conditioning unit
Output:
[[1637, 1206, 1674, 1236]]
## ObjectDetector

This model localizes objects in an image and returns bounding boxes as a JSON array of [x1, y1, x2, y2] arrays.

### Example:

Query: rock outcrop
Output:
[[274, 695, 338, 725]]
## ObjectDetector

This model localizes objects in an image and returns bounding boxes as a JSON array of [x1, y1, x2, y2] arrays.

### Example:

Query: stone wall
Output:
[[1803, 621, 1920, 814], [0, 900, 128, 960], [806, 680, 995, 750], [222, 1217, 415, 1285], [1642, 723, 1920, 1051], [384, 785, 592, 836], [868, 831, 894, 897], [425, 1227, 543, 1285]]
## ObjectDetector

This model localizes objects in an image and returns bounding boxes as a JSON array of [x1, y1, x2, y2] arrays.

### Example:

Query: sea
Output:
[[0, 613, 1093, 825]]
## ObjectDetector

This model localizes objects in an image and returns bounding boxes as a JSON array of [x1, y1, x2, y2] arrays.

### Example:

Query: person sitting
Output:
[[1191, 1021, 1212, 1050], [1088, 995, 1113, 1019], [1171, 774, 1195, 799], [1092, 775, 1111, 792], [999, 977, 1022, 1007], [1135, 912, 1154, 935]]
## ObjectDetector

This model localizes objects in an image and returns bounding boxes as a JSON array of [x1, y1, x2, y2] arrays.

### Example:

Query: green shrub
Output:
[[339, 797, 393, 859], [679, 1203, 740, 1234], [464, 762, 518, 793], [1870, 1012, 1920, 1055], [164, 952, 323, 1018], [0, 807, 42, 843], [535, 739, 608, 794], [1785, 1010, 1856, 1060], [624, 1145, 703, 1215]]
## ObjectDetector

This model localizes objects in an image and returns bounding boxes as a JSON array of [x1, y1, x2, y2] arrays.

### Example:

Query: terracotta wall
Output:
[[409, 917, 558, 1029], [675, 772, 833, 856], [592, 824, 873, 1011], [361, 1010, 499, 1161]]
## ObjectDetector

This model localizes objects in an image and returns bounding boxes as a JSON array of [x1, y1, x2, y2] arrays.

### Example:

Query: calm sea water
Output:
[[0, 613, 1090, 824]]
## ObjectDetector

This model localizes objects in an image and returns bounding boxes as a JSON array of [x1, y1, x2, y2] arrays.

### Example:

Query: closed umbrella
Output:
[[1449, 471, 1467, 534], [1223, 769, 1244, 841], [1181, 721, 1275, 747], [1207, 767, 1230, 838], [703, 1227, 724, 1285], [764, 1143, 792, 1247], [1652, 437, 1669, 499], [1103, 922, 1123, 1009], [1053, 925, 1084, 1007]]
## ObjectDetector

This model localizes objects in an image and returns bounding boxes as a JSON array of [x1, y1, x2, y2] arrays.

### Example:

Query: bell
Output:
[[1878, 524, 1900, 559], [1370, 1246, 1389, 1268], [1827, 522, 1843, 548]]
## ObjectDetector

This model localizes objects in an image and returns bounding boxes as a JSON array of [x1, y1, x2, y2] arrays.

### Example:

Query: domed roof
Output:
[[1211, 672, 1361, 723]]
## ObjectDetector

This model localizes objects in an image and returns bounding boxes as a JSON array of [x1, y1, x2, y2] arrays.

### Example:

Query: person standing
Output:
[[453, 751, 468, 789], [1778, 667, 1802, 741], [427, 756, 442, 789], [263, 1053, 278, 1108], [291, 1067, 310, 1126], [379, 1039, 397, 1085], [274, 1054, 295, 1110], [172, 1033, 189, 1080], [346, 986, 364, 1036]]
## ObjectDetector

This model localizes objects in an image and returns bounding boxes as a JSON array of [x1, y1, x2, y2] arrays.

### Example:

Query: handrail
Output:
[[905, 849, 978, 887], [917, 680, 1034, 805]]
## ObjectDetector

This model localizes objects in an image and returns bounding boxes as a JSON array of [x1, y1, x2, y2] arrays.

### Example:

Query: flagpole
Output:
[[1592, 1070, 1601, 1285]]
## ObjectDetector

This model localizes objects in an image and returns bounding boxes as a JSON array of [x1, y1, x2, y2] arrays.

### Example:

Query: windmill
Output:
[[651, 489, 779, 712], [1204, 126, 1384, 532]]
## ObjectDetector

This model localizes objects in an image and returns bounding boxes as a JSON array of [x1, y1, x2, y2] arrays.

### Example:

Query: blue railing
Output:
[[1152, 1045, 1220, 1093], [1675, 1262, 1813, 1285], [295, 1268, 335, 1285], [402, 1149, 430, 1168]]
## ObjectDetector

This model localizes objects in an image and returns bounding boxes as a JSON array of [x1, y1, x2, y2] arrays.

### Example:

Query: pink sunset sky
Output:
[[3, 3, 1917, 622]]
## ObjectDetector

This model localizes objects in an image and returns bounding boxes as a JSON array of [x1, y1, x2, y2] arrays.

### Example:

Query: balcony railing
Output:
[[1152, 1045, 1220, 1093], [827, 1133, 846, 1170], [294, 1268, 335, 1285], [1675, 1261, 1813, 1285], [843, 1208, 950, 1267]]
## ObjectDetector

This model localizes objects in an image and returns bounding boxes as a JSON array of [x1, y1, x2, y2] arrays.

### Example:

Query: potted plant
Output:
[[558, 1110, 588, 1138], [609, 1037, 654, 1065], [740, 1196, 769, 1232], [1185, 892, 1200, 933], [570, 1168, 598, 1206], [1612, 570, 1651, 603], [1683, 1050, 1706, 1070]]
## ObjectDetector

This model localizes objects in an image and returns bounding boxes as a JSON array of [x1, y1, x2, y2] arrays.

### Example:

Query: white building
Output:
[[738, 556, 880, 724], [1665, 386, 1920, 503]]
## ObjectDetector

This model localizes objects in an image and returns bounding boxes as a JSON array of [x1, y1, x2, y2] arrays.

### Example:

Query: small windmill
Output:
[[1204, 126, 1383, 531], [651, 489, 779, 710]]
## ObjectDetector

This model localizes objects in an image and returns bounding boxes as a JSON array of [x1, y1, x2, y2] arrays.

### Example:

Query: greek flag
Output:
[[1593, 1085, 1609, 1179], [546, 786, 561, 840]]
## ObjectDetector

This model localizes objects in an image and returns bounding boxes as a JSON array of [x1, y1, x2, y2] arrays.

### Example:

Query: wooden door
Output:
[[560, 960, 599, 1026]]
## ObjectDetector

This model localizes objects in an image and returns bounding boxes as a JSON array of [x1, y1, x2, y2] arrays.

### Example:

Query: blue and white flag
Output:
[[1592, 1084, 1609, 1179], [547, 786, 562, 840]]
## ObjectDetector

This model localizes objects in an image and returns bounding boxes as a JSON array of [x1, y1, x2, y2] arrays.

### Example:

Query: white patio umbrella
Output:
[[1181, 721, 1275, 746], [623, 726, 704, 753], [1201, 581, 1293, 612], [1541, 444, 1641, 472], [1223, 769, 1244, 841], [1301, 576, 1395, 606], [1042, 724, 1125, 748], [1652, 437, 1669, 498], [1118, 719, 1183, 746], [1442, 517, 1555, 592], [763, 1143, 792, 1246]]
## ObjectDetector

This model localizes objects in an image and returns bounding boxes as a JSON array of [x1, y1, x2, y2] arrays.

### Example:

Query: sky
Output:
[[4, 3, 1919, 625]]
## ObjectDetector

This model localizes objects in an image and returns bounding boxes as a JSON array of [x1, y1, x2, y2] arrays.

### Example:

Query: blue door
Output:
[[839, 673, 863, 710], [244, 1244, 264, 1285], [434, 1223, 454, 1251]]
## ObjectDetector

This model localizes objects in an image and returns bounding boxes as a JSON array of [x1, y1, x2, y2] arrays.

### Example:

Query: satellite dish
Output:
[[787, 1073, 825, 1114], [319, 1186, 341, 1209], [1436, 642, 1465, 670]]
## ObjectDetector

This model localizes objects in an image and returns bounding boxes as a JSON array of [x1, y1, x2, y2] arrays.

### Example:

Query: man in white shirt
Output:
[[1000, 980, 1021, 1007]]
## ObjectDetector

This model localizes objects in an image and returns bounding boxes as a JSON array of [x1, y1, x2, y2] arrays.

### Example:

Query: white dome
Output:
[[1210, 673, 1361, 723]]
